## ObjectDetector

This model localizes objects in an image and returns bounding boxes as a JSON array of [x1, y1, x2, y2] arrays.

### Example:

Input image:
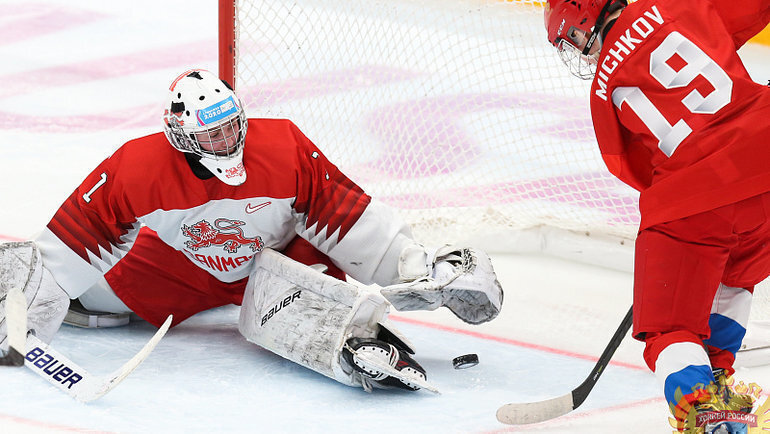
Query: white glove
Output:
[[380, 245, 503, 325], [0, 241, 69, 350]]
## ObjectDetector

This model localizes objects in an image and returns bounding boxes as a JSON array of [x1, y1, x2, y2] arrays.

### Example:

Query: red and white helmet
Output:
[[544, 0, 625, 79], [163, 69, 248, 186]]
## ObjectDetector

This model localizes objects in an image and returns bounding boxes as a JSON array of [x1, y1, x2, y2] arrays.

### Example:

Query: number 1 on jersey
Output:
[[83, 172, 107, 203]]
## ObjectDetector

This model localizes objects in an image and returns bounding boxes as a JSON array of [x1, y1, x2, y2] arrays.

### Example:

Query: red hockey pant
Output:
[[634, 191, 770, 374], [104, 227, 345, 328]]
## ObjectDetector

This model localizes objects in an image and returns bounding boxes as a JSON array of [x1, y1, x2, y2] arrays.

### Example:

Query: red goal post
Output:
[[218, 0, 236, 89]]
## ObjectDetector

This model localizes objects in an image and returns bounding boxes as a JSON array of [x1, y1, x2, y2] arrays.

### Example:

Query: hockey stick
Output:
[[0, 288, 27, 366], [496, 305, 633, 425], [23, 314, 173, 402]]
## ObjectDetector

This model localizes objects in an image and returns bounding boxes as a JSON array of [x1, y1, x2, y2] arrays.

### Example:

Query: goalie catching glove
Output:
[[380, 245, 503, 325]]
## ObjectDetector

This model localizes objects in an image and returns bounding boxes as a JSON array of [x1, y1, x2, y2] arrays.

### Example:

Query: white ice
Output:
[[1, 1, 770, 433]]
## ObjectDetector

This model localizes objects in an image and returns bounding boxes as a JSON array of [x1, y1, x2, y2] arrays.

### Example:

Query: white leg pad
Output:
[[238, 249, 390, 387]]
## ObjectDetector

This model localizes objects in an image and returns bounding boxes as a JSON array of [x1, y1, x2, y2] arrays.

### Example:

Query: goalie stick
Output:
[[1, 288, 172, 402], [0, 288, 27, 366], [23, 314, 172, 402], [496, 305, 633, 425]]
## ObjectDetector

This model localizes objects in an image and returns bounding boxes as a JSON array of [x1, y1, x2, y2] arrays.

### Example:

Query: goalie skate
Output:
[[342, 337, 439, 394], [63, 299, 130, 328]]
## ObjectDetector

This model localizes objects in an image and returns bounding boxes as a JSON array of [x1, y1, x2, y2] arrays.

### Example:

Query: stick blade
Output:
[[496, 393, 574, 425], [23, 314, 173, 402], [80, 314, 173, 402]]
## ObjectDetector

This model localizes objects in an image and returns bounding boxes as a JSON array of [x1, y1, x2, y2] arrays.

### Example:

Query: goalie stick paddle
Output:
[[0, 288, 27, 366], [23, 314, 173, 402], [496, 305, 633, 425]]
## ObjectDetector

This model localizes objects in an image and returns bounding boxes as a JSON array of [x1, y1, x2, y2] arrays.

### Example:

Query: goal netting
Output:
[[219, 0, 770, 339], [220, 0, 639, 255]]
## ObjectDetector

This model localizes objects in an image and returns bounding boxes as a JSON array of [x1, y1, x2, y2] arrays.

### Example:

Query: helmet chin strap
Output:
[[198, 151, 247, 186], [581, 0, 619, 57]]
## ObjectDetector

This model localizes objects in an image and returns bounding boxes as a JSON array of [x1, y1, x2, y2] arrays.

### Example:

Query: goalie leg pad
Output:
[[0, 241, 69, 349], [238, 249, 391, 387]]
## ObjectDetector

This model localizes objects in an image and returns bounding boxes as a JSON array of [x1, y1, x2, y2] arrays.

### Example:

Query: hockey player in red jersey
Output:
[[0, 69, 503, 393], [545, 0, 770, 430]]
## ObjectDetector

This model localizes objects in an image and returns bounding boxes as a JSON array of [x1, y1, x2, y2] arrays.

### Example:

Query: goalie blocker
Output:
[[238, 249, 436, 392]]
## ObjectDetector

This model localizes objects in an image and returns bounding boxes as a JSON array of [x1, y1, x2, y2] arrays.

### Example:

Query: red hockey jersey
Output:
[[590, 0, 770, 230], [36, 119, 412, 297]]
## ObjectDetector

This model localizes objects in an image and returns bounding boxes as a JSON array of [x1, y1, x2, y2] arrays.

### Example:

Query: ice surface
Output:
[[0, 254, 668, 434]]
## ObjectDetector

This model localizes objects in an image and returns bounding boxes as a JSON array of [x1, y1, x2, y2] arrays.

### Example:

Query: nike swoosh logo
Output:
[[245, 201, 271, 214]]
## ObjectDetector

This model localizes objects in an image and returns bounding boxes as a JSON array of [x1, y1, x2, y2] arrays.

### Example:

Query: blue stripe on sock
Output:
[[704, 313, 746, 356], [664, 364, 714, 406]]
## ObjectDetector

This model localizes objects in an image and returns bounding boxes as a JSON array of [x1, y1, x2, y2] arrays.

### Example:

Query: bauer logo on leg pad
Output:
[[261, 290, 301, 326], [25, 347, 83, 389]]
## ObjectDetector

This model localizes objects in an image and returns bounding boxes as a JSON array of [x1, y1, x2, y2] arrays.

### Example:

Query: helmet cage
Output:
[[556, 36, 598, 80], [166, 109, 248, 161]]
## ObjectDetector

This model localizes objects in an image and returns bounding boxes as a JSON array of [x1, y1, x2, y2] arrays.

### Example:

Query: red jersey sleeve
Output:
[[37, 147, 141, 297], [290, 123, 372, 243], [47, 154, 137, 262], [285, 122, 413, 285], [711, 0, 770, 48]]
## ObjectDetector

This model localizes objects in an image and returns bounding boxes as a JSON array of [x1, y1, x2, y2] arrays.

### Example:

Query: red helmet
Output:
[[543, 0, 625, 79], [544, 0, 608, 49]]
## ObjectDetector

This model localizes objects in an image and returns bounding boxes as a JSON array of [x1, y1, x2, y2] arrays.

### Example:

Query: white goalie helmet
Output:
[[163, 69, 248, 186]]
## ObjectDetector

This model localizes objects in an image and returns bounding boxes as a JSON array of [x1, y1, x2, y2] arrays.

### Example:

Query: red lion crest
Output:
[[182, 218, 263, 253]]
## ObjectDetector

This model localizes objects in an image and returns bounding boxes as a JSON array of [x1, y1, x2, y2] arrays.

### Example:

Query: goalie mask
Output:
[[163, 69, 248, 186], [544, 0, 626, 80]]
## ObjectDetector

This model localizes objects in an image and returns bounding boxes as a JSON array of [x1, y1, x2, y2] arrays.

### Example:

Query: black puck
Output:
[[452, 353, 479, 369]]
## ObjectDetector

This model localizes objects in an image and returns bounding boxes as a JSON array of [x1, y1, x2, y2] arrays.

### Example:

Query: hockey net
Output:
[[219, 0, 638, 255], [218, 0, 770, 333]]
